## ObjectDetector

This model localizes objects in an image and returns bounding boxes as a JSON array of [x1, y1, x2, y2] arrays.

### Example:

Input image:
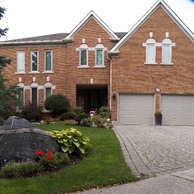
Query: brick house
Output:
[[0, 0, 193, 125]]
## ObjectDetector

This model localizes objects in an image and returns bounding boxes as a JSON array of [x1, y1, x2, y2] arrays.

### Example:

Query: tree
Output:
[[0, 6, 19, 119], [45, 94, 70, 117]]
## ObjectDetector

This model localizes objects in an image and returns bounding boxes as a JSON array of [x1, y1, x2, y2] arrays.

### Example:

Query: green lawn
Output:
[[0, 125, 137, 194]]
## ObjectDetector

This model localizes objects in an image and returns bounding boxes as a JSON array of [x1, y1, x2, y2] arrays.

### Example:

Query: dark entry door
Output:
[[86, 90, 102, 113]]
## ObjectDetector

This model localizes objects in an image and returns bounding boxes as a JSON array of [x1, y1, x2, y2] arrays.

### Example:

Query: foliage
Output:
[[63, 119, 78, 126], [22, 103, 43, 122], [43, 116, 60, 124], [75, 113, 89, 124], [89, 115, 102, 124], [0, 73, 19, 119], [0, 7, 8, 38], [73, 107, 84, 114], [95, 106, 111, 119], [44, 94, 70, 117], [155, 111, 162, 116], [60, 113, 76, 121], [0, 118, 4, 125], [80, 118, 92, 127], [97, 122, 106, 128], [0, 152, 69, 178], [50, 128, 92, 155]]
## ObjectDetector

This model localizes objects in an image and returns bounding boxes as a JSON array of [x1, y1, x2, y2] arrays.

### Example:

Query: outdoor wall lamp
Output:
[[112, 93, 116, 100]]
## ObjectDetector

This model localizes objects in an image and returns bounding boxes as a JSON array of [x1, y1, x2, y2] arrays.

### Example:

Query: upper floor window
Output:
[[31, 51, 38, 72], [95, 43, 104, 67], [45, 51, 52, 71], [79, 44, 88, 66], [161, 33, 175, 65], [144, 33, 157, 65], [17, 51, 25, 73]]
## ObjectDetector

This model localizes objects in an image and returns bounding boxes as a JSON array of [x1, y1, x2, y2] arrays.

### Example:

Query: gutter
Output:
[[0, 38, 74, 46]]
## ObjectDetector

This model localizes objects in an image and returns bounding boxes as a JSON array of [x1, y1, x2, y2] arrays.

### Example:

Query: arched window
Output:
[[95, 44, 104, 66], [161, 33, 174, 65], [79, 44, 88, 66], [30, 82, 38, 106]]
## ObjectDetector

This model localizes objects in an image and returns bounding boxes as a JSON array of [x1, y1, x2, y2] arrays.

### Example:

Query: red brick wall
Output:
[[111, 7, 194, 121]]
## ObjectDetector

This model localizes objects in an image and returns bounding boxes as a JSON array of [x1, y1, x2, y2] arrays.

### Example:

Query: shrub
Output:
[[63, 119, 78, 126], [75, 113, 89, 124], [73, 107, 84, 114], [89, 115, 102, 124], [97, 122, 106, 128], [95, 106, 111, 119], [80, 119, 92, 127], [22, 103, 43, 122], [50, 128, 92, 155], [43, 117, 60, 124], [44, 94, 70, 117], [60, 113, 76, 121]]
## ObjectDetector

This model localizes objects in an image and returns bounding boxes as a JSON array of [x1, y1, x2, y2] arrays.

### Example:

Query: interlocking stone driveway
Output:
[[114, 125, 194, 177]]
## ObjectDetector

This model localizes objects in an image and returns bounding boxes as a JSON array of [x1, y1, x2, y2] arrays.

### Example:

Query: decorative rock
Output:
[[0, 116, 60, 162]]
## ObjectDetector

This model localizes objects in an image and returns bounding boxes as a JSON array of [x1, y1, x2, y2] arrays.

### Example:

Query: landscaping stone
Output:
[[0, 116, 60, 162]]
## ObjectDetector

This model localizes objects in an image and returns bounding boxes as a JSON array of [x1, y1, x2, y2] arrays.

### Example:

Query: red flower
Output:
[[97, 123, 100, 126], [46, 151, 52, 155], [46, 156, 53, 163], [35, 151, 43, 155]]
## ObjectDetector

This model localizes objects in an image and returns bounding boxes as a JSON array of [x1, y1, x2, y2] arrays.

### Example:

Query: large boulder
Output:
[[0, 116, 60, 162]]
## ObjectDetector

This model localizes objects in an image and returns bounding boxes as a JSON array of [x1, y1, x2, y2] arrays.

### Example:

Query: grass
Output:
[[0, 124, 137, 193]]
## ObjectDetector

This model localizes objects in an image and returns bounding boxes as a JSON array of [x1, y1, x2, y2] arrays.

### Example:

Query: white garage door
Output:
[[161, 95, 194, 125], [119, 94, 154, 125]]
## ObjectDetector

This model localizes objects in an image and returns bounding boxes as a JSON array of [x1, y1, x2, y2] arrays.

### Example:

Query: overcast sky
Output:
[[0, 0, 193, 41]]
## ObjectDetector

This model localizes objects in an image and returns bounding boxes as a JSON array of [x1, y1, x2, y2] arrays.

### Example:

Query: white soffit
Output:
[[110, 0, 194, 53], [64, 10, 119, 40]]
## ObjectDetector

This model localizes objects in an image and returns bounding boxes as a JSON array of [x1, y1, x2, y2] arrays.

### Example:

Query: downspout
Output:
[[107, 54, 112, 112]]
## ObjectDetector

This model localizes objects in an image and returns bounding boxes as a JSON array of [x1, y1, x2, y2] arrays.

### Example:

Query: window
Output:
[[18, 88, 24, 110], [162, 44, 171, 63], [45, 88, 51, 99], [17, 51, 25, 72], [79, 44, 88, 67], [45, 51, 52, 71], [31, 51, 38, 71], [31, 88, 38, 106], [96, 50, 103, 65], [146, 44, 155, 63], [80, 49, 87, 65]]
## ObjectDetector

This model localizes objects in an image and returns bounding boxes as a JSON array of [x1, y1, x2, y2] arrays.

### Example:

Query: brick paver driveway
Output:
[[114, 125, 194, 177]]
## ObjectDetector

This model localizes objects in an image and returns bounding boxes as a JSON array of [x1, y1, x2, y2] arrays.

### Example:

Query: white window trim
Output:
[[79, 48, 88, 67], [29, 51, 39, 73], [94, 48, 105, 67], [16, 51, 26, 74], [43, 50, 53, 73]]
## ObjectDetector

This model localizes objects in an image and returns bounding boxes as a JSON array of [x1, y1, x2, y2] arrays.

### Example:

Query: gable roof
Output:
[[109, 0, 194, 54], [64, 10, 119, 41]]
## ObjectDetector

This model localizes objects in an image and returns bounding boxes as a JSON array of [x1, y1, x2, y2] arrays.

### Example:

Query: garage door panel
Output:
[[161, 95, 194, 125], [119, 94, 154, 125]]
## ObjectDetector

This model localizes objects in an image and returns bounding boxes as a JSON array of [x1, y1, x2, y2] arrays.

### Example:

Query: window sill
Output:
[[160, 63, 174, 66], [28, 71, 40, 74], [15, 72, 26, 75], [144, 62, 158, 65], [93, 65, 106, 68], [42, 71, 54, 74], [77, 66, 89, 69]]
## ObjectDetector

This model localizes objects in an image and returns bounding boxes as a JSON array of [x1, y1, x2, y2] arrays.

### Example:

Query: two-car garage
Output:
[[118, 93, 194, 125]]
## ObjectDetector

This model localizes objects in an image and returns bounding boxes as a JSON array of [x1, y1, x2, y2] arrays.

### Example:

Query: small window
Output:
[[31, 51, 38, 71], [45, 88, 51, 99], [45, 51, 52, 71], [162, 44, 171, 63], [18, 88, 24, 110], [31, 88, 38, 106], [17, 51, 25, 72], [80, 49, 87, 65], [96, 50, 103, 65], [146, 44, 155, 63]]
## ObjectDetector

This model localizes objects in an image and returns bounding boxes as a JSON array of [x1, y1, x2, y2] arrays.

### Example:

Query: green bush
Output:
[[51, 128, 92, 155], [75, 113, 89, 124], [95, 106, 111, 119], [73, 107, 84, 114], [44, 94, 70, 117], [60, 113, 76, 121], [22, 103, 43, 122]]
